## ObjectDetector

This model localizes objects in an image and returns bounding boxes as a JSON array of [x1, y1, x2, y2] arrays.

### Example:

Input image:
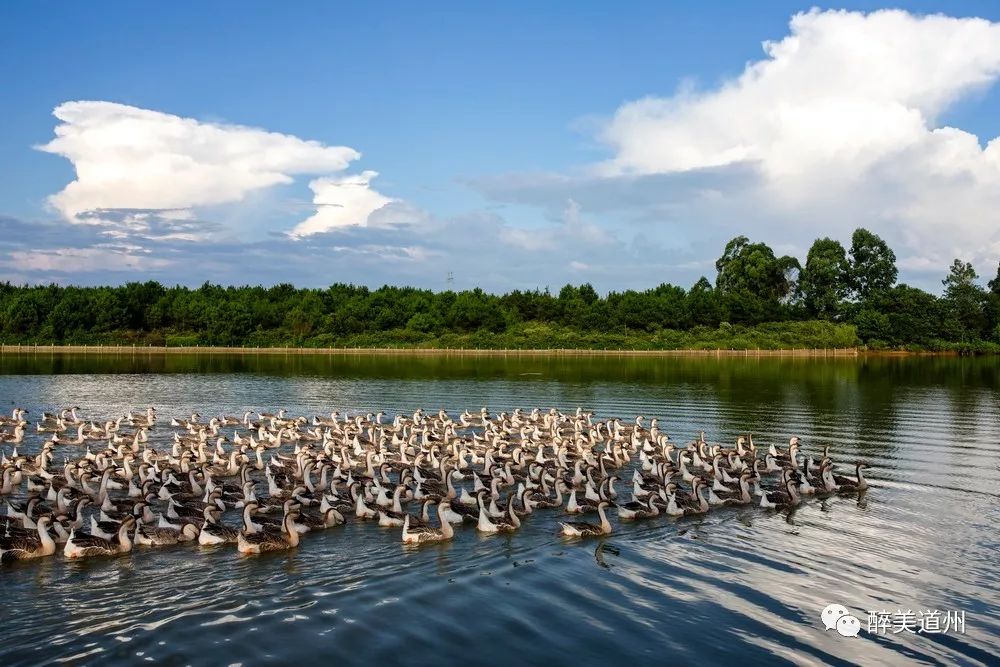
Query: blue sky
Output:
[[2, 2, 1000, 292]]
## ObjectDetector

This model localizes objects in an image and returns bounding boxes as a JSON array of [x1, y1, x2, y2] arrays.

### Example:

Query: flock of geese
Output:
[[0, 405, 869, 561]]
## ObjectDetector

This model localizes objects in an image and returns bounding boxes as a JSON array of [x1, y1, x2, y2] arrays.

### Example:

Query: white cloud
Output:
[[602, 10, 1000, 177], [38, 101, 361, 227], [24, 10, 1000, 291], [595, 9, 1000, 273], [499, 198, 610, 252], [288, 171, 395, 238], [6, 245, 172, 273], [325, 244, 435, 262]]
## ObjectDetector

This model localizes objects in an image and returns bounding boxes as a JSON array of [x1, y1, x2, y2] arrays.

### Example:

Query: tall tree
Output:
[[847, 228, 897, 301], [988, 261, 1000, 295], [942, 259, 987, 341], [686, 277, 722, 327], [715, 236, 798, 301], [799, 238, 849, 318], [715, 236, 798, 323]]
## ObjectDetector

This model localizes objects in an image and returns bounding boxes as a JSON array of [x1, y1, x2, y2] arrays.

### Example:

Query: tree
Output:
[[715, 236, 799, 323], [853, 308, 890, 345], [988, 261, 1000, 296], [942, 259, 987, 341], [985, 262, 1000, 343], [686, 277, 722, 327], [866, 285, 945, 347], [799, 238, 849, 318], [847, 228, 897, 301]]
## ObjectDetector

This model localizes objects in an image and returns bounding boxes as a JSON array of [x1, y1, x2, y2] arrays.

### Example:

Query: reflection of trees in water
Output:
[[3, 351, 998, 385], [2, 355, 997, 464], [849, 358, 901, 462]]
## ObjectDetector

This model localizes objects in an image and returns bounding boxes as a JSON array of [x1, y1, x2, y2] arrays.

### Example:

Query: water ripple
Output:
[[1, 354, 998, 665]]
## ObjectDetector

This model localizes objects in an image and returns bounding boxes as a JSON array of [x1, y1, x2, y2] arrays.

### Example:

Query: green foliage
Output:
[[989, 262, 1000, 296], [0, 230, 997, 352], [848, 228, 897, 300], [799, 238, 849, 319], [715, 236, 800, 318], [941, 259, 988, 342]]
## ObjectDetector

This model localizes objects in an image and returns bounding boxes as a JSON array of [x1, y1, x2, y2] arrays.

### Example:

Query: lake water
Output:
[[0, 352, 998, 666]]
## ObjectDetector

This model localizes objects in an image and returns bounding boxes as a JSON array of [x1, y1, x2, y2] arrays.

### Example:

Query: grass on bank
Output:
[[7, 320, 1000, 353], [2, 320, 858, 350]]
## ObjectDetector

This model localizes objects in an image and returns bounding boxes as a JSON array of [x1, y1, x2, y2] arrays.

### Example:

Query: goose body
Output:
[[477, 496, 521, 534], [136, 521, 199, 546], [237, 511, 301, 554], [401, 502, 455, 544], [760, 478, 802, 509], [0, 516, 56, 560], [833, 463, 869, 492], [616, 495, 659, 520], [198, 506, 240, 545], [64, 517, 136, 558], [560, 501, 613, 537]]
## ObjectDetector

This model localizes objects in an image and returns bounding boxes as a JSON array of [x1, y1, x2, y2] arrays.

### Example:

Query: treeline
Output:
[[2, 228, 999, 351]]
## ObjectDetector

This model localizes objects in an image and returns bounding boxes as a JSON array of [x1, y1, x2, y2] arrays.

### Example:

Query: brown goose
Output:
[[559, 501, 613, 537], [64, 516, 136, 558], [237, 510, 302, 554], [0, 516, 56, 561]]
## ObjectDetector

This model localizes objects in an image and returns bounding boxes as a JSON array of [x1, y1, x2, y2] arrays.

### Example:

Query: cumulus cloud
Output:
[[33, 100, 408, 271], [469, 9, 1000, 290], [592, 9, 1000, 273], [288, 171, 396, 238], [38, 101, 360, 227], [602, 10, 1000, 177], [23, 10, 1000, 290], [5, 244, 172, 273]]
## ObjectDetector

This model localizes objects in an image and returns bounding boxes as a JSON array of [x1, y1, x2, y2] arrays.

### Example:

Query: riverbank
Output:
[[1, 343, 860, 357], [3, 321, 993, 355]]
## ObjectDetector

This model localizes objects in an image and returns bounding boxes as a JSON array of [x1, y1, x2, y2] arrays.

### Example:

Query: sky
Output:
[[2, 1, 1000, 294]]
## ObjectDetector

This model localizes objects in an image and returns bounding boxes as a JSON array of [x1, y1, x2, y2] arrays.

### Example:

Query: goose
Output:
[[769, 437, 801, 470], [91, 500, 151, 540], [0, 405, 869, 566], [565, 480, 608, 514], [760, 476, 802, 509], [376, 485, 411, 527], [294, 507, 345, 532], [813, 460, 840, 493], [401, 501, 455, 544], [665, 479, 710, 516], [616, 494, 659, 520], [355, 491, 378, 520], [0, 425, 26, 444], [400, 499, 439, 527], [64, 516, 136, 558], [477, 495, 521, 534], [559, 501, 613, 537], [198, 506, 239, 545], [0, 467, 20, 495], [237, 510, 302, 554], [136, 520, 200, 546], [523, 478, 564, 509], [0, 515, 56, 561], [440, 497, 478, 524], [245, 499, 299, 533], [708, 471, 753, 506], [834, 462, 869, 492], [805, 446, 831, 476]]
